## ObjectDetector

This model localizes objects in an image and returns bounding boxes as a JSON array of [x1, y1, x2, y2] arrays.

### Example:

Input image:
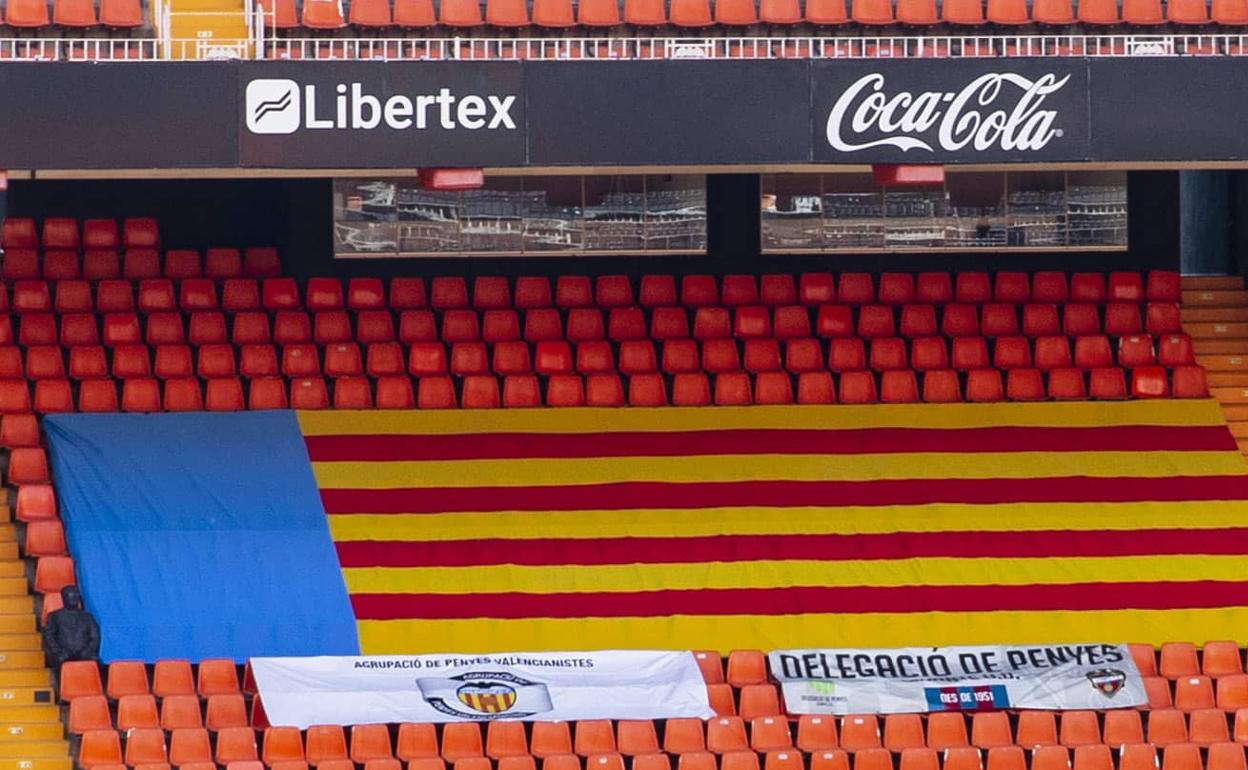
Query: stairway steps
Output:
[[0, 581, 30, 600], [1182, 276, 1246, 291], [0, 740, 68, 759], [0, 723, 62, 741], [0, 563, 25, 580], [0, 544, 19, 563], [1182, 290, 1248, 307], [1226, 421, 1248, 439]]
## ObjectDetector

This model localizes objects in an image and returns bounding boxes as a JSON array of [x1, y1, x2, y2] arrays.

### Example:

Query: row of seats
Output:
[[0, 333, 1198, 381], [0, 271, 1181, 310], [262, 0, 1248, 28], [0, 0, 144, 26], [2, 217, 156, 251], [1, 248, 280, 282], [0, 304, 1189, 351], [67, 739, 1248, 770], [68, 707, 1248, 757], [0, 365, 1211, 412]]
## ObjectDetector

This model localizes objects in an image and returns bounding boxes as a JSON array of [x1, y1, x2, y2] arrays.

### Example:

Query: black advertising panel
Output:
[[1090, 59, 1248, 162], [811, 59, 1091, 164], [526, 61, 812, 165], [0, 63, 237, 169], [238, 61, 526, 168]]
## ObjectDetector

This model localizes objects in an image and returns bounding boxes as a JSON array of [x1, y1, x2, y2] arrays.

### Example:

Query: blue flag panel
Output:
[[43, 411, 360, 663]]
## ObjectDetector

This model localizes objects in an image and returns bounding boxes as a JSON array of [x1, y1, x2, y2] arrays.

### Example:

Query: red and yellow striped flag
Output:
[[299, 400, 1248, 654]]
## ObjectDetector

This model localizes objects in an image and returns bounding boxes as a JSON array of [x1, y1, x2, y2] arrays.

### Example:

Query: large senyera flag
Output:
[[300, 400, 1248, 654]]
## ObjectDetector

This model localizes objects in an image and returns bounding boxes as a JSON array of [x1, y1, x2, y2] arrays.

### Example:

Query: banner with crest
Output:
[[250, 651, 715, 728], [771, 644, 1146, 714]]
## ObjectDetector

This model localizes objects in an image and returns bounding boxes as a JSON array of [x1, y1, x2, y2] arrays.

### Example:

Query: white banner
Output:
[[771, 644, 1147, 714], [251, 651, 715, 728]]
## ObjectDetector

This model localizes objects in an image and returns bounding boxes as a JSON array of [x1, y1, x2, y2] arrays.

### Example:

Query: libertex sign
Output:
[[238, 62, 526, 168], [813, 61, 1090, 163]]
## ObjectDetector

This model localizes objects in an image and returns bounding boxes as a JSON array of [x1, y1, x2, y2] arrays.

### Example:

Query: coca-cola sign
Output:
[[813, 61, 1088, 162]]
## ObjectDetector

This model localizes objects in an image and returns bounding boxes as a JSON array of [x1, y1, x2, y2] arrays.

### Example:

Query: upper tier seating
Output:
[[59, 644, 1248, 770], [0, 217, 1204, 411]]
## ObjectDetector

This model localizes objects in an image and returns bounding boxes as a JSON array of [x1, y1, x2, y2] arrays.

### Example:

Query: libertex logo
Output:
[[825, 72, 1071, 154], [245, 78, 518, 135]]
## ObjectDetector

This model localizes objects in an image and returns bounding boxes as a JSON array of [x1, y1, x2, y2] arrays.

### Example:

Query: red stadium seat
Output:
[[1158, 334, 1196, 366], [899, 306, 937, 338], [672, 373, 712, 406], [54, 281, 92, 313], [1172, 366, 1209, 398], [290, 377, 330, 410], [965, 369, 1004, 402], [1090, 367, 1128, 400], [1047, 369, 1087, 400], [61, 313, 100, 346], [123, 249, 161, 280], [83, 250, 120, 280], [100, 0, 143, 26], [1071, 273, 1107, 303], [714, 373, 753, 405], [816, 306, 853, 338], [1146, 303, 1183, 335], [981, 305, 1019, 337], [316, 310, 354, 342]]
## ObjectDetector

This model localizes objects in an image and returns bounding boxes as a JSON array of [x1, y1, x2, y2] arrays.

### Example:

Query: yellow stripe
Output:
[[328, 500, 1248, 542], [298, 400, 1226, 436], [356, 606, 1248, 653], [313, 451, 1244, 489], [343, 555, 1248, 595]]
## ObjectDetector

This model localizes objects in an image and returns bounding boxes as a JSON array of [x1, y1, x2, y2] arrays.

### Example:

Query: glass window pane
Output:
[[945, 173, 1007, 248], [644, 174, 707, 251], [522, 176, 583, 252], [396, 181, 461, 254], [1068, 170, 1128, 247], [334, 178, 399, 256], [584, 176, 646, 251], [459, 176, 525, 253], [761, 174, 822, 251], [822, 173, 883, 250], [1007, 171, 1067, 247]]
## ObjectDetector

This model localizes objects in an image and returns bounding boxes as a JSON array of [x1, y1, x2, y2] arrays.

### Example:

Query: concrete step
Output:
[[0, 654, 47, 672], [1211, 387, 1248, 404], [0, 723, 63, 741], [1226, 421, 1248, 439], [1195, 355, 1248, 372], [0, 760, 71, 770], [0, 635, 43, 652], [1195, 340, 1248, 355], [0, 688, 56, 707], [0, 671, 50, 689], [1182, 290, 1248, 307], [1183, 307, 1248, 322], [1183, 275, 1245, 290], [1236, 437, 1248, 455], [0, 527, 15, 545], [0, 597, 34, 618], [1185, 322, 1248, 339], [0, 545, 19, 563], [0, 581, 32, 600], [0, 740, 69, 759], [0, 563, 25, 580], [0, 618, 34, 635], [1206, 372, 1248, 387], [0, 706, 61, 724], [1222, 405, 1248, 422]]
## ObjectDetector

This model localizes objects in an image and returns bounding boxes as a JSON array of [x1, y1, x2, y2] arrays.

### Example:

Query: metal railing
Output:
[[257, 32, 1248, 60], [1, 22, 1248, 61]]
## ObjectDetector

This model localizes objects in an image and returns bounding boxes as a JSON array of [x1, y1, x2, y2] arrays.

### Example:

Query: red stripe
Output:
[[304, 426, 1237, 462], [334, 527, 1248, 567], [348, 580, 1248, 620], [320, 475, 1248, 514]]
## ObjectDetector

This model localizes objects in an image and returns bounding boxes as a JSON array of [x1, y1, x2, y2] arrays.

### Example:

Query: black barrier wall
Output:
[[2, 59, 1246, 169]]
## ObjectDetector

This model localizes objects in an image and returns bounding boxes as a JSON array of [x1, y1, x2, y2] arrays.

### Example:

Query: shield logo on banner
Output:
[[457, 682, 519, 714], [418, 671, 554, 720], [1087, 669, 1127, 697]]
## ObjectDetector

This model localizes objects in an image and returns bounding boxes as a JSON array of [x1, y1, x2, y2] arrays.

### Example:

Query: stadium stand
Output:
[[0, 216, 1210, 411], [44, 646, 1248, 769]]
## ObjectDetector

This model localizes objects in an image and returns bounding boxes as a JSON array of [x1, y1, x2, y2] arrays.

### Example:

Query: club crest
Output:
[[1087, 669, 1127, 697]]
